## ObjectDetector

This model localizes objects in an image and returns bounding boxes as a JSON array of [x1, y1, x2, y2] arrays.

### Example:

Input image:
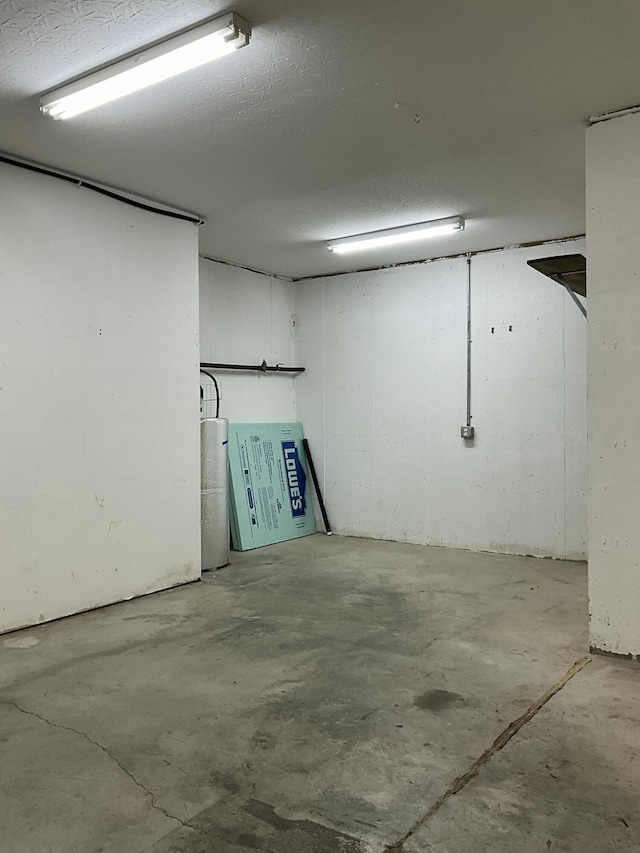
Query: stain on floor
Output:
[[414, 688, 467, 712], [148, 797, 368, 852]]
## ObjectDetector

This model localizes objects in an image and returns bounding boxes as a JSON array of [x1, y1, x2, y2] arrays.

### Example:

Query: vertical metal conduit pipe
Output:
[[461, 256, 475, 439]]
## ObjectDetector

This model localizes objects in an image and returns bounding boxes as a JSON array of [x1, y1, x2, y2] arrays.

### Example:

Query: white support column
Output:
[[586, 113, 640, 656]]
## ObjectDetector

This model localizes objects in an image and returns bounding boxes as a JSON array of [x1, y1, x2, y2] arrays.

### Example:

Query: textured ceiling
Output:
[[2, 0, 640, 278]]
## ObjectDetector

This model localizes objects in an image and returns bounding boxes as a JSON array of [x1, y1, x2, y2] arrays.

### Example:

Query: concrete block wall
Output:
[[295, 240, 587, 559], [0, 164, 201, 634], [587, 112, 640, 656], [199, 259, 297, 423]]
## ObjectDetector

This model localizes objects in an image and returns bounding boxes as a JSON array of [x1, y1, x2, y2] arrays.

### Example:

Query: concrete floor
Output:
[[1, 534, 639, 853]]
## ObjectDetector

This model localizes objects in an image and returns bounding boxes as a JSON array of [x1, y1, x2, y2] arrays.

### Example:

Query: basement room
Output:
[[1, 1, 639, 851]]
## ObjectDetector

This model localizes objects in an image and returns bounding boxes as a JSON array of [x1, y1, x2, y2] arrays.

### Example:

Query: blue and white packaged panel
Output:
[[228, 423, 316, 550]]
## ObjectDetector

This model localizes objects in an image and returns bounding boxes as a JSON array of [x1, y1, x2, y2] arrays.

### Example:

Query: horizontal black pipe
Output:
[[200, 361, 305, 374], [0, 153, 204, 225]]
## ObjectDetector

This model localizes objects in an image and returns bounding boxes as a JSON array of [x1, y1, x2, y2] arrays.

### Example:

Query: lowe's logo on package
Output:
[[282, 441, 307, 517]]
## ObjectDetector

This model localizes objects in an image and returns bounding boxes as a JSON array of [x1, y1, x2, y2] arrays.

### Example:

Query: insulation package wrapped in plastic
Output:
[[200, 418, 229, 570]]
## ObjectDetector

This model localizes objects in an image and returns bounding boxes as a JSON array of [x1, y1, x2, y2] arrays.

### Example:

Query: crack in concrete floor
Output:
[[3, 700, 201, 837], [0, 536, 603, 853], [0, 654, 593, 852], [383, 656, 592, 852], [0, 652, 593, 853]]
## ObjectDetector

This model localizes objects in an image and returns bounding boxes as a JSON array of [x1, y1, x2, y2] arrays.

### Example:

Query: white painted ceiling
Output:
[[2, 0, 640, 278]]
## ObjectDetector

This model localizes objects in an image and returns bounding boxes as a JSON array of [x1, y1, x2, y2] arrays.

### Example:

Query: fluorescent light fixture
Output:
[[40, 12, 251, 120], [328, 216, 465, 255]]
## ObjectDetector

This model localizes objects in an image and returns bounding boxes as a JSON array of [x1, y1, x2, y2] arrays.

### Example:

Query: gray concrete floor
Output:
[[1, 534, 638, 853]]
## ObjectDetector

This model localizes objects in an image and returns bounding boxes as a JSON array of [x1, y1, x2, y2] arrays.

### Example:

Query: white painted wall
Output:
[[199, 259, 297, 422], [0, 164, 201, 634], [587, 114, 640, 656], [295, 240, 587, 559]]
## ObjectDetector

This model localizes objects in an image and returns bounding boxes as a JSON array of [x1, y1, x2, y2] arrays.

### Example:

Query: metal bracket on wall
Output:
[[553, 275, 587, 318], [527, 255, 587, 319], [200, 360, 305, 374]]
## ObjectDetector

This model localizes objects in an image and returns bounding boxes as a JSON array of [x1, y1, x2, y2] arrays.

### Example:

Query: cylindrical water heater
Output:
[[200, 417, 230, 570]]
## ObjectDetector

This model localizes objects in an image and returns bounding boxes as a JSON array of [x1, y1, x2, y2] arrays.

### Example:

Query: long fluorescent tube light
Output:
[[328, 216, 465, 255], [40, 12, 251, 120]]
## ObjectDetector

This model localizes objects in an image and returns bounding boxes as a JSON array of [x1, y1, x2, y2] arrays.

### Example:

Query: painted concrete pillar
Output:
[[586, 112, 640, 656]]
